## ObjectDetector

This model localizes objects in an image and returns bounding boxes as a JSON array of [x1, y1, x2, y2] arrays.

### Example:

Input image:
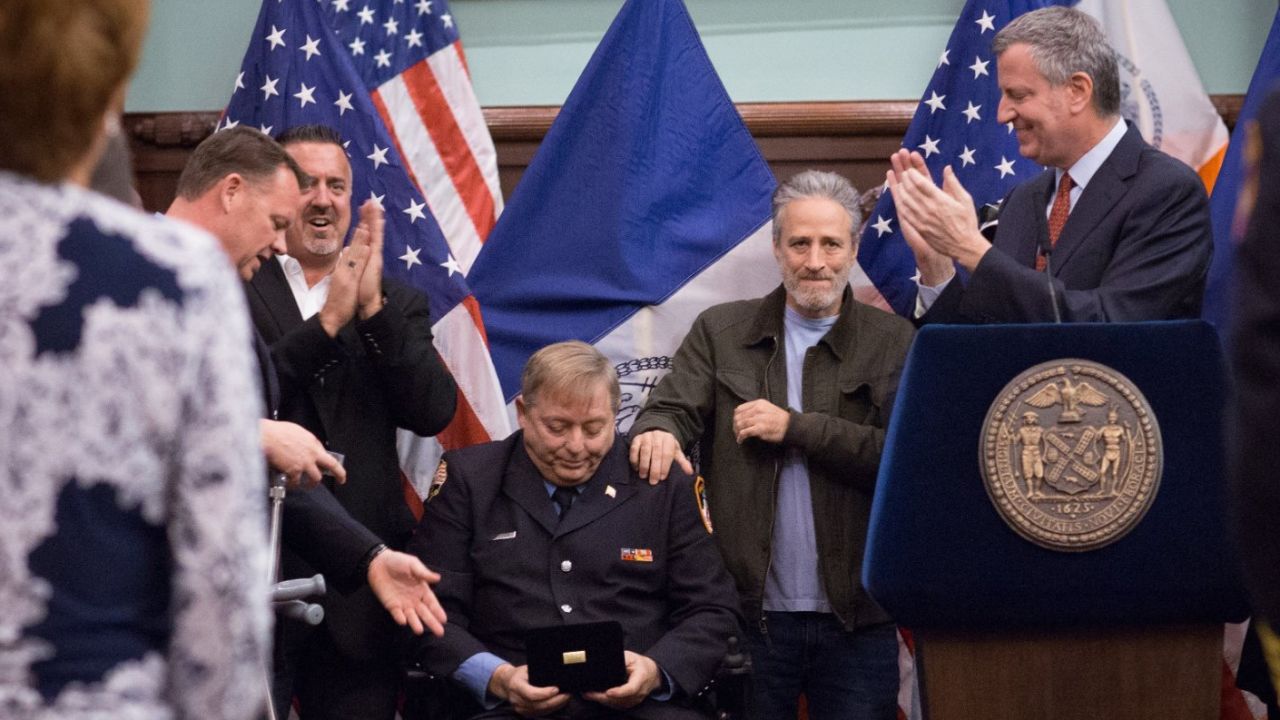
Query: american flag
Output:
[[857, 0, 1058, 317], [223, 0, 509, 498]]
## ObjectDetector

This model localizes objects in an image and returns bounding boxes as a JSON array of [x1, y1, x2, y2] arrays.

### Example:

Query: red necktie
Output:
[[1037, 173, 1074, 272]]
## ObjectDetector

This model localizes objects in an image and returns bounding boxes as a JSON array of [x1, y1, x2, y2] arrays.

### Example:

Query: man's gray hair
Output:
[[992, 6, 1120, 117], [771, 170, 862, 244]]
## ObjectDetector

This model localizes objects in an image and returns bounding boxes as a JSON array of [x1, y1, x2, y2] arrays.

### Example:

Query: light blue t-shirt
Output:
[[762, 305, 837, 613]]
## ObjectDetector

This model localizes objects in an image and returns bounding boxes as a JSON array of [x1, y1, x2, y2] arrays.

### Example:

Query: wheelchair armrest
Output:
[[400, 661, 483, 720], [692, 635, 750, 719]]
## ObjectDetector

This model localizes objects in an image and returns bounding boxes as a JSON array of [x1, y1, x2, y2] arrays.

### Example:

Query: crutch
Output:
[[263, 472, 327, 720]]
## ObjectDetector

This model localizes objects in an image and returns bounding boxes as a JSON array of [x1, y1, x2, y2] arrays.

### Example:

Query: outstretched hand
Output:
[[366, 549, 446, 637]]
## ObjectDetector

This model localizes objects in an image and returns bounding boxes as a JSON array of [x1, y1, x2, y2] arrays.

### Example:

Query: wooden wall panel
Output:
[[127, 113, 220, 213], [124, 97, 1243, 214]]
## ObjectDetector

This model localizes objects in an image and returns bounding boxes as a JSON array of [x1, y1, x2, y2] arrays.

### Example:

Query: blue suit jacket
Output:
[[922, 123, 1213, 323]]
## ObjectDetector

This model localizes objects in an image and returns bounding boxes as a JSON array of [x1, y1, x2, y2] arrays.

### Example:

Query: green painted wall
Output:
[[126, 1, 1276, 112]]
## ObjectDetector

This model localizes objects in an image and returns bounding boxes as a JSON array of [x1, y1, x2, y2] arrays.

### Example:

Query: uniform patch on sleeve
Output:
[[694, 475, 713, 535], [427, 460, 448, 502]]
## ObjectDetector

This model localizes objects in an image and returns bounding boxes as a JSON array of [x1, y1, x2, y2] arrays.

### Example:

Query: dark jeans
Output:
[[744, 612, 898, 720]]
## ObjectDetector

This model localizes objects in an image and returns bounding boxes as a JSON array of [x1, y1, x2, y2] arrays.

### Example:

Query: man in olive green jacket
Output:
[[629, 171, 914, 720]]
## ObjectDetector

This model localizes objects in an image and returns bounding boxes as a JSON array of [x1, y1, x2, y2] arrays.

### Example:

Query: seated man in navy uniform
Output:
[[407, 340, 740, 719]]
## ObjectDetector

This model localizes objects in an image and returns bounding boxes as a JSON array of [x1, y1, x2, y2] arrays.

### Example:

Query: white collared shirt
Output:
[[1050, 116, 1127, 216], [914, 117, 1128, 318], [277, 254, 331, 321]]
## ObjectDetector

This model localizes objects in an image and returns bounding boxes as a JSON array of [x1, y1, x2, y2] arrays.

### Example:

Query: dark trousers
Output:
[[272, 621, 401, 720], [744, 612, 898, 720]]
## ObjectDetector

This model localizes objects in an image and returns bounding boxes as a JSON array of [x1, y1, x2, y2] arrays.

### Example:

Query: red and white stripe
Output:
[[373, 41, 503, 273], [380, 39, 511, 499]]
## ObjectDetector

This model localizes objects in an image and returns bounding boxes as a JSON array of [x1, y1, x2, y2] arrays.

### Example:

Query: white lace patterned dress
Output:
[[0, 172, 271, 719]]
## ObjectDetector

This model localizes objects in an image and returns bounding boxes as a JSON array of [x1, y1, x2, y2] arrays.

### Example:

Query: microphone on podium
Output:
[[1038, 232, 1064, 324], [977, 201, 1002, 241]]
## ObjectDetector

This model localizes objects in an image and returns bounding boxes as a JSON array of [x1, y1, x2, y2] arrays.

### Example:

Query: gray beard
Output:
[[782, 272, 849, 314], [303, 236, 341, 257]]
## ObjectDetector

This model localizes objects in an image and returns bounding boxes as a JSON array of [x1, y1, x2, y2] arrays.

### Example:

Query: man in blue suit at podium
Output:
[[887, 6, 1213, 324]]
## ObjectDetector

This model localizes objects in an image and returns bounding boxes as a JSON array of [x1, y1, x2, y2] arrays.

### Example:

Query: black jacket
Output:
[[248, 258, 457, 660]]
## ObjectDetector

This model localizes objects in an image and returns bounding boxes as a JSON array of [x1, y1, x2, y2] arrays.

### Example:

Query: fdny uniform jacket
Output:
[[407, 431, 741, 712]]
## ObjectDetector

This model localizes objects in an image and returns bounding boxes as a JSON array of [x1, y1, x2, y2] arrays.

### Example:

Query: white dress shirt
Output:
[[277, 254, 331, 321]]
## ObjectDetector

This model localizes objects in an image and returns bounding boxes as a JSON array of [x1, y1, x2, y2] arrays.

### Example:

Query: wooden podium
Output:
[[863, 322, 1247, 720], [917, 626, 1219, 720]]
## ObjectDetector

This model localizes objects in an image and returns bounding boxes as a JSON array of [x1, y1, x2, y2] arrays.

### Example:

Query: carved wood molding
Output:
[[126, 112, 221, 149], [124, 95, 1246, 149], [479, 101, 928, 140]]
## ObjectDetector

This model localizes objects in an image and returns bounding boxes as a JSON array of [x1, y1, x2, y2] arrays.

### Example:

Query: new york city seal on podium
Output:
[[980, 360, 1163, 552]]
